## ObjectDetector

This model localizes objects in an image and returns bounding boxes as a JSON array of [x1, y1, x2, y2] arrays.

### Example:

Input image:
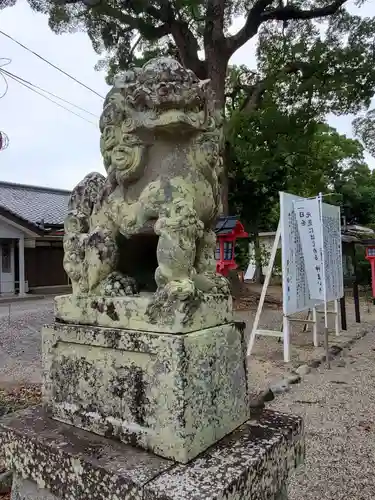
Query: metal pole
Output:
[[312, 307, 318, 346], [334, 299, 340, 336], [319, 193, 330, 368], [283, 315, 290, 363], [352, 243, 361, 323], [353, 281, 361, 323], [340, 296, 347, 330]]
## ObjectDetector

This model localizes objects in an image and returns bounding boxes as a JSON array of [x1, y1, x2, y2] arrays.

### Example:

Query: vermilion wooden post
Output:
[[365, 246, 375, 304]]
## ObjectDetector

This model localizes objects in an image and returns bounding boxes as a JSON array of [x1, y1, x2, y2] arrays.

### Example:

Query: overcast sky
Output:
[[0, 0, 374, 191]]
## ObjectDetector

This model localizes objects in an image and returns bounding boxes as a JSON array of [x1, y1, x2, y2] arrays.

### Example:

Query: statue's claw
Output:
[[98, 272, 139, 297], [193, 272, 230, 295]]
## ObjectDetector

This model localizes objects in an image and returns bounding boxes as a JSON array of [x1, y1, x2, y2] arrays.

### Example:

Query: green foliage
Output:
[[354, 245, 371, 286], [234, 238, 249, 271], [227, 89, 365, 232], [353, 110, 375, 158], [6, 1, 374, 106], [333, 162, 375, 225]]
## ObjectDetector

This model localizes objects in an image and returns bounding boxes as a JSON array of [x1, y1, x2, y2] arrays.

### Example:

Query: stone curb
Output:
[[0, 294, 46, 305], [250, 327, 369, 411], [0, 470, 12, 494]]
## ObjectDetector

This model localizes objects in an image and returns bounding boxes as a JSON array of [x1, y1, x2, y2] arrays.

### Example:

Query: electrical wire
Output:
[[0, 30, 105, 99], [0, 71, 8, 99], [0, 58, 11, 99], [0, 68, 100, 118], [3, 71, 97, 126], [0, 58, 11, 67]]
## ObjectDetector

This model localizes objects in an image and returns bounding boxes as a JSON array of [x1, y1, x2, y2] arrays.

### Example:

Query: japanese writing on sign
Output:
[[294, 198, 324, 300], [322, 203, 344, 301], [280, 192, 319, 315]]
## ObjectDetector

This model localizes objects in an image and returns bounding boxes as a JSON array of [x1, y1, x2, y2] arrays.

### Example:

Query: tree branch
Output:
[[226, 0, 348, 56], [225, 0, 274, 56], [170, 21, 207, 78], [94, 2, 171, 40], [51, 0, 173, 37], [239, 61, 314, 113], [261, 0, 348, 22]]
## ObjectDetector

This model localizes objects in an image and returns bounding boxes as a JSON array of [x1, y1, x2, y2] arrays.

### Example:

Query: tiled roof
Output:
[[215, 216, 238, 235], [0, 181, 70, 227]]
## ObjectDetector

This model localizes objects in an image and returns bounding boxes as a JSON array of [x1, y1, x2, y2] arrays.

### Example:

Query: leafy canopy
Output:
[[3, 1, 373, 106]]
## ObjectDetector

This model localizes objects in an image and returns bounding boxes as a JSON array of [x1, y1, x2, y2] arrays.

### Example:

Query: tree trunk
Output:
[[205, 48, 229, 215]]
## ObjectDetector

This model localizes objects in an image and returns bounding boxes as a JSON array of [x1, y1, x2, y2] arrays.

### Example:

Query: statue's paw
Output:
[[163, 279, 195, 302], [100, 272, 139, 297], [146, 279, 199, 324], [194, 272, 230, 295]]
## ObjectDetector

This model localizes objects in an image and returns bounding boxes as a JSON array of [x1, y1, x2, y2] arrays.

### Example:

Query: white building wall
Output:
[[245, 233, 280, 280], [0, 218, 28, 295]]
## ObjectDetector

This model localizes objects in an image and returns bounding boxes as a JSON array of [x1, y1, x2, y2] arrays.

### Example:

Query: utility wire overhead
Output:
[[3, 70, 97, 126], [0, 57, 11, 99], [0, 71, 8, 99], [0, 29, 105, 99], [0, 68, 100, 118]]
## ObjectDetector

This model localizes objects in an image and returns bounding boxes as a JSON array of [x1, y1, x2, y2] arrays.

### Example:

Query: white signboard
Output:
[[280, 192, 320, 315], [293, 196, 344, 302], [249, 192, 342, 363], [322, 202, 344, 301], [294, 198, 324, 300]]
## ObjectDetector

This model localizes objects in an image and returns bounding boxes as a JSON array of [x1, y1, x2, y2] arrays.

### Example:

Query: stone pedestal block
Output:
[[42, 321, 249, 463], [54, 293, 232, 333], [0, 407, 304, 500]]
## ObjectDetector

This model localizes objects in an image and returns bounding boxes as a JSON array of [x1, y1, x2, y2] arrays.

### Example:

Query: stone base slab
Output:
[[54, 293, 232, 333], [0, 407, 304, 500], [42, 321, 249, 463]]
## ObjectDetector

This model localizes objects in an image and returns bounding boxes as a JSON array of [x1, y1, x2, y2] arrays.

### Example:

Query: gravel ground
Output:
[[236, 297, 375, 393], [0, 298, 54, 386], [271, 329, 375, 500]]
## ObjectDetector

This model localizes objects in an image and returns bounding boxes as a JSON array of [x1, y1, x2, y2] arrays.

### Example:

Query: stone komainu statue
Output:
[[63, 57, 229, 313]]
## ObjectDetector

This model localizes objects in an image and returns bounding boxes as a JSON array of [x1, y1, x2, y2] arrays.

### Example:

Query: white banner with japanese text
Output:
[[293, 198, 324, 300], [293, 197, 344, 302], [322, 202, 344, 301], [280, 192, 321, 315]]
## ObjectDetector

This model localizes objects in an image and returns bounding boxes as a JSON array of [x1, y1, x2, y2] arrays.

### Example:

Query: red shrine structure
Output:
[[362, 239, 375, 303], [215, 216, 248, 276]]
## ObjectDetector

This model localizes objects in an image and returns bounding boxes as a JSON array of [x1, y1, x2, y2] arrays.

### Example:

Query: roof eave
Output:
[[0, 207, 43, 237]]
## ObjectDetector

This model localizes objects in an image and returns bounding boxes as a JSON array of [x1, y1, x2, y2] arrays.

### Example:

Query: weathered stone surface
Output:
[[0, 406, 171, 500], [145, 410, 304, 500], [63, 57, 230, 322], [0, 407, 304, 500], [42, 322, 249, 463], [54, 292, 232, 333]]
